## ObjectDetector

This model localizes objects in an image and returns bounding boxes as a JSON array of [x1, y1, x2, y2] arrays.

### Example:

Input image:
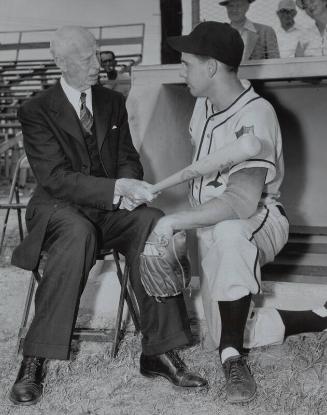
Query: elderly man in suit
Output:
[[9, 26, 206, 406], [219, 0, 280, 60]]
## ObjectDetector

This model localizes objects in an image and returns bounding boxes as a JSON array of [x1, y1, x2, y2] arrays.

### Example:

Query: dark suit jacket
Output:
[[12, 82, 143, 271], [244, 21, 280, 60]]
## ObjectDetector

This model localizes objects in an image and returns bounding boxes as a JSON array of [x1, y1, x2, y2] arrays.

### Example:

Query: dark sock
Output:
[[277, 308, 327, 338], [218, 294, 251, 356]]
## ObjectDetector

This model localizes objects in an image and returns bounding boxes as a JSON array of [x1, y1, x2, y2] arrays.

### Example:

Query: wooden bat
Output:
[[151, 134, 262, 193]]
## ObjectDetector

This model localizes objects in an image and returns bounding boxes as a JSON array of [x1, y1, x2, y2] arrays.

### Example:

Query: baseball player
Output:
[[148, 22, 327, 404]]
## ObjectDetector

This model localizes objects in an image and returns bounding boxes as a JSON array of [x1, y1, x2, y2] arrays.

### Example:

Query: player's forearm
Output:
[[164, 198, 238, 232]]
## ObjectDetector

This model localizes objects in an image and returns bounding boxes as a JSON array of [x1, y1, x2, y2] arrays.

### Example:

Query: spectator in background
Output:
[[296, 0, 327, 56], [100, 50, 121, 79], [276, 0, 302, 58], [100, 50, 131, 96], [219, 0, 280, 60]]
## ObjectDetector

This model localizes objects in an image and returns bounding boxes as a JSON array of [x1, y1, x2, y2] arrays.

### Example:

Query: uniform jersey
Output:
[[188, 80, 284, 209]]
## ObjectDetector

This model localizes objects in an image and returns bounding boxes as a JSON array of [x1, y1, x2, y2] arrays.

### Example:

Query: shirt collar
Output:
[[206, 79, 253, 117], [60, 77, 93, 116], [242, 18, 257, 33]]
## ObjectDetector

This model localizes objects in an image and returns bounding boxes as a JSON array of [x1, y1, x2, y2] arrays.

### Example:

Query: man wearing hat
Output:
[[219, 0, 280, 60], [276, 0, 303, 58], [295, 0, 327, 56], [146, 21, 327, 404]]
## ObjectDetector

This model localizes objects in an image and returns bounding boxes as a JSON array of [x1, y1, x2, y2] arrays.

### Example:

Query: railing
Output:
[[0, 23, 145, 64]]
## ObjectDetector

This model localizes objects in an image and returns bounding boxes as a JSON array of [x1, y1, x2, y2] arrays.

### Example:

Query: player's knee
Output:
[[213, 220, 250, 247]]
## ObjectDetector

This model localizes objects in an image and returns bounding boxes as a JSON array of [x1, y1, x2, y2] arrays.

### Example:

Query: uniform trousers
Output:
[[197, 204, 289, 350], [23, 203, 192, 360]]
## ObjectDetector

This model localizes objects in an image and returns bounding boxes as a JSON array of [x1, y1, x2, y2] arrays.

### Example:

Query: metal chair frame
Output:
[[1, 153, 140, 358], [0, 153, 28, 254], [17, 249, 140, 358]]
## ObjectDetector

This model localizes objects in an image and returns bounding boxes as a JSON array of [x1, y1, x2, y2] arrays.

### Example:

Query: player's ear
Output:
[[207, 59, 218, 78]]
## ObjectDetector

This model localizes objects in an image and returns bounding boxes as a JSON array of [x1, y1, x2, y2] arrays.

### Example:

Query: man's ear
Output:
[[54, 56, 67, 72], [207, 59, 218, 78]]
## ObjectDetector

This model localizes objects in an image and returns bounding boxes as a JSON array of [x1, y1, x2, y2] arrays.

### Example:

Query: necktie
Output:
[[80, 92, 93, 134]]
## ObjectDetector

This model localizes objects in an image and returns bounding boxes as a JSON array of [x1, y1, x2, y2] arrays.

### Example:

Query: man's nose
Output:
[[93, 54, 101, 70]]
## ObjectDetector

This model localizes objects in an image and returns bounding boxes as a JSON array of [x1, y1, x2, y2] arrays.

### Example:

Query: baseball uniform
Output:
[[189, 80, 289, 349]]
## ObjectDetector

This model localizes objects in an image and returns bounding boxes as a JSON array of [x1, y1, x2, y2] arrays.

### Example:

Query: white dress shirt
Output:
[[60, 77, 93, 117], [276, 25, 302, 58], [299, 22, 327, 57]]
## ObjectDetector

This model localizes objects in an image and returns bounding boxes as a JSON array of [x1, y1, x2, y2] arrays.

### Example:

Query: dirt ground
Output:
[[1, 190, 327, 415]]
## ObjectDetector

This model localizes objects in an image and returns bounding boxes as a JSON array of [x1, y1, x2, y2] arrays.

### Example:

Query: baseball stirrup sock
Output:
[[277, 304, 327, 338], [218, 294, 251, 358]]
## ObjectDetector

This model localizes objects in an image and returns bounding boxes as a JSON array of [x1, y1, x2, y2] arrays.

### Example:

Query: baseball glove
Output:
[[140, 230, 191, 301]]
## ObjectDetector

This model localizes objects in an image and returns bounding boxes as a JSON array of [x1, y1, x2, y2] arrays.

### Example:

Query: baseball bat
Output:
[[151, 134, 262, 193]]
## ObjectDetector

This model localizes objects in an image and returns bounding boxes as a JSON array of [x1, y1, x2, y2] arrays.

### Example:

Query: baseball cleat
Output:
[[222, 355, 257, 403]]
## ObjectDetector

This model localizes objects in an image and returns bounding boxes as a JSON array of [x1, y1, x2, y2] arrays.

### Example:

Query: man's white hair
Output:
[[50, 26, 96, 59]]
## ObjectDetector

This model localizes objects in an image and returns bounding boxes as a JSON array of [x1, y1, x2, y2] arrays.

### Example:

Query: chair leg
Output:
[[113, 251, 140, 332], [111, 262, 130, 358], [0, 208, 11, 255], [15, 186, 24, 242], [16, 271, 37, 354]]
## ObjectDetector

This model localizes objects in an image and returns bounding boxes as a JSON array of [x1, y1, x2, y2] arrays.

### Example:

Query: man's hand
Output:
[[115, 178, 157, 210], [143, 217, 175, 254]]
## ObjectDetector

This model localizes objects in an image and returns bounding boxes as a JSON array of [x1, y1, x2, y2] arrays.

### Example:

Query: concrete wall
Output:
[[254, 80, 327, 226]]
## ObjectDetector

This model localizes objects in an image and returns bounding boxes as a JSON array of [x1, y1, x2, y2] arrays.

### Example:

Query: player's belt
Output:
[[276, 204, 287, 219]]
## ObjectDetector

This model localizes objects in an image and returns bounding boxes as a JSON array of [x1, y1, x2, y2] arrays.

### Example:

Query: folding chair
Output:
[[1, 153, 140, 358], [17, 248, 140, 358]]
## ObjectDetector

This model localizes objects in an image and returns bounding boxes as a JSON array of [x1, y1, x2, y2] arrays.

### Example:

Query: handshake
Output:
[[114, 178, 158, 211]]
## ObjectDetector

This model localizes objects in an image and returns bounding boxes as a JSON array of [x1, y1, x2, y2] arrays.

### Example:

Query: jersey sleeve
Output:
[[229, 100, 281, 184]]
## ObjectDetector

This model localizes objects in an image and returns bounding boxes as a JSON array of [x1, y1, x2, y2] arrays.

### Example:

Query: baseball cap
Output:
[[167, 21, 244, 69], [277, 0, 296, 11], [219, 0, 255, 6]]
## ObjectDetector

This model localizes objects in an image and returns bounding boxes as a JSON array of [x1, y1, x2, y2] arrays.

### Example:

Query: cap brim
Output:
[[167, 35, 199, 55], [219, 0, 255, 4]]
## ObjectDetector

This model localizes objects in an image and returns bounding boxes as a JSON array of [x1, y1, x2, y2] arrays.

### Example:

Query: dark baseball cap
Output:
[[167, 21, 244, 69], [219, 0, 255, 5]]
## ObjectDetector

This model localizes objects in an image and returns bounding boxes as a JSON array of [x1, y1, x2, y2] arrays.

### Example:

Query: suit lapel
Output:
[[49, 82, 85, 146], [92, 85, 111, 151], [244, 30, 259, 60]]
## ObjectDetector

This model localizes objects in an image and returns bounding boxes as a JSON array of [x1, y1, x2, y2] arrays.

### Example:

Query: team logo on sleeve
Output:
[[236, 125, 254, 139]]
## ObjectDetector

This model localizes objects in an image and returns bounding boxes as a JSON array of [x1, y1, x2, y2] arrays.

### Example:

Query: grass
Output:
[[1, 196, 327, 414]]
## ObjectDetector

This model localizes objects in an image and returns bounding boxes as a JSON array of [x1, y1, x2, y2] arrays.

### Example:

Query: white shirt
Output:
[[299, 22, 327, 56], [276, 25, 302, 58], [188, 80, 284, 208], [60, 77, 93, 117]]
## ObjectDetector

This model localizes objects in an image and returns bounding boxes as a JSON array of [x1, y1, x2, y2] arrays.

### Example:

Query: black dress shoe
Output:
[[140, 350, 207, 388], [9, 356, 45, 406]]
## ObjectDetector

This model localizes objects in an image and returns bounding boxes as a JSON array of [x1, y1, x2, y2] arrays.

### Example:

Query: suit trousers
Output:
[[23, 203, 192, 360]]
